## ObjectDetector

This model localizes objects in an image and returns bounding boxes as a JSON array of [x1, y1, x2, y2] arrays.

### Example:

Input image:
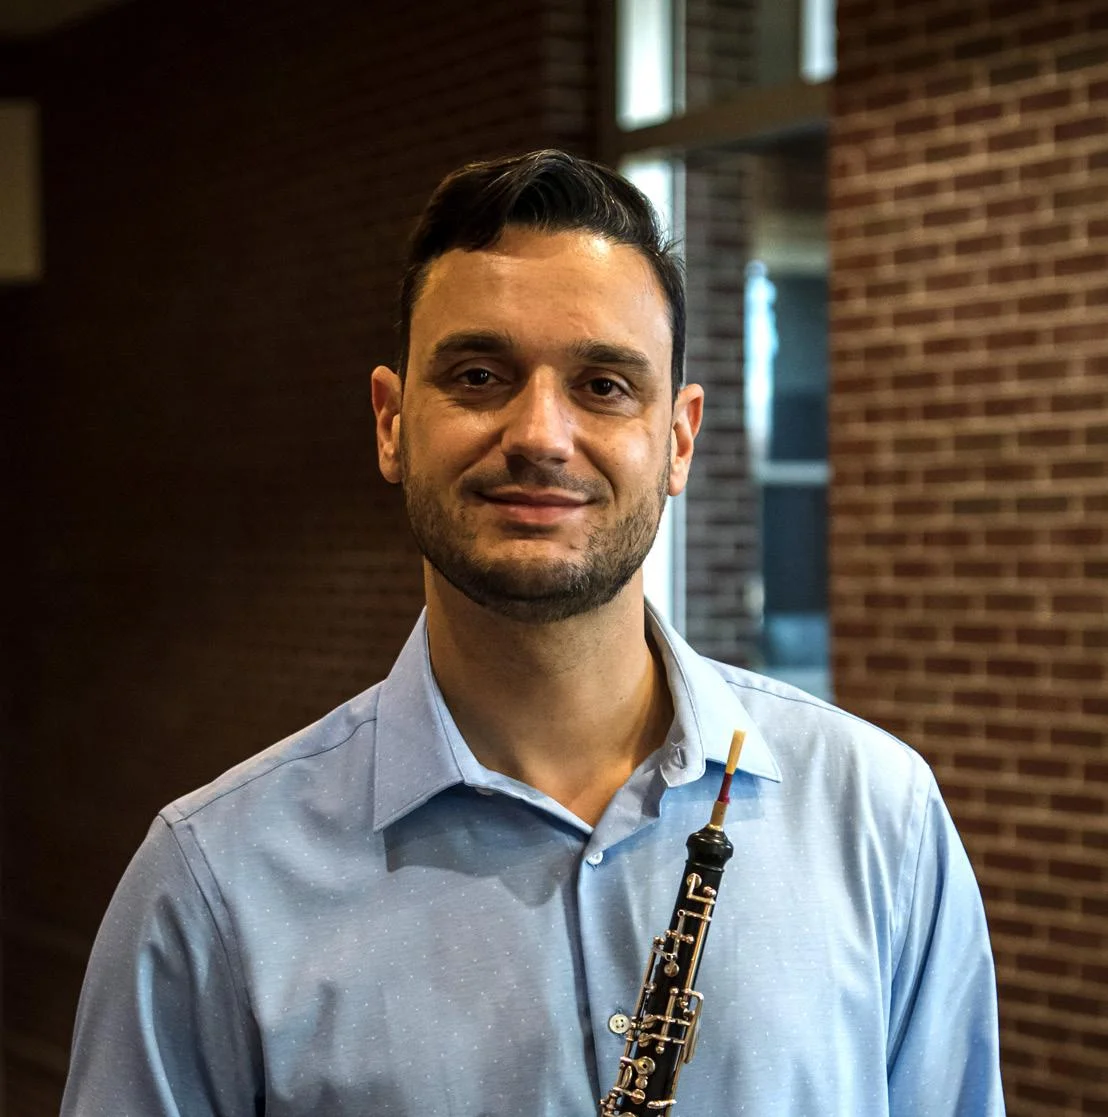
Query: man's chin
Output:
[[429, 556, 629, 624]]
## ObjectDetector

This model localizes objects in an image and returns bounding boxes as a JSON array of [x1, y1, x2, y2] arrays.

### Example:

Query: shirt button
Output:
[[586, 851, 604, 866], [608, 1013, 631, 1035]]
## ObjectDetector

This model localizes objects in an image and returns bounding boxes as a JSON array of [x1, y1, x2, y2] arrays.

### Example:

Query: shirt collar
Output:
[[371, 615, 467, 832], [644, 600, 781, 786], [372, 605, 781, 832]]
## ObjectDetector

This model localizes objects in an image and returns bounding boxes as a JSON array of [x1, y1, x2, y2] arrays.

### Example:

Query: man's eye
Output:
[[587, 377, 621, 397], [460, 368, 494, 387]]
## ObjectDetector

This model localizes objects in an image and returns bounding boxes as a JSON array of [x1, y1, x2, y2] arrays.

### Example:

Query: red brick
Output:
[[923, 334, 975, 356], [894, 242, 944, 265], [922, 205, 976, 228], [955, 34, 1007, 61], [1018, 425, 1072, 446], [1049, 925, 1104, 950], [893, 178, 943, 201], [985, 327, 1038, 349], [1055, 184, 1107, 209], [1016, 495, 1068, 513], [988, 260, 1040, 283], [956, 431, 1009, 453], [985, 195, 1040, 219], [1047, 1055, 1108, 1082], [990, 60, 1042, 86], [1049, 859, 1104, 884], [1018, 18, 1079, 47], [1057, 44, 1108, 72], [1053, 458, 1107, 480], [988, 125, 1043, 153], [1054, 251, 1108, 277], [1016, 823, 1069, 845], [895, 111, 943, 136], [1014, 1083, 1068, 1107], [1052, 661, 1103, 683], [925, 139, 975, 163], [1055, 115, 1108, 143], [926, 271, 979, 292], [954, 102, 1006, 127], [925, 72, 975, 98], [1019, 155, 1079, 182], [956, 168, 1007, 191], [1017, 292, 1074, 314], [1054, 727, 1105, 749], [1016, 627, 1069, 648], [1053, 320, 1108, 344], [954, 299, 1005, 321], [1019, 221, 1074, 247], [1051, 389, 1108, 413], [1019, 88, 1074, 113], [1053, 794, 1108, 817]]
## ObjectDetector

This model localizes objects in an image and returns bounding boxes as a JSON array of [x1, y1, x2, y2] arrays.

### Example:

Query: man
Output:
[[62, 150, 1004, 1115]]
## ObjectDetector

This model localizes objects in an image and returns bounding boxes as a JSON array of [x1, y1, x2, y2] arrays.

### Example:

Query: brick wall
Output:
[[830, 1, 1108, 1112], [1, 0, 595, 1110]]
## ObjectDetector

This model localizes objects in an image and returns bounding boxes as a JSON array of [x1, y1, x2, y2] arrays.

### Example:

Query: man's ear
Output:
[[371, 366, 403, 485], [668, 383, 704, 497]]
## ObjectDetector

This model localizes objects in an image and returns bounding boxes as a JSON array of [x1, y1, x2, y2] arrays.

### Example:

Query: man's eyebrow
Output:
[[430, 330, 515, 363], [428, 332, 655, 375], [570, 339, 654, 374]]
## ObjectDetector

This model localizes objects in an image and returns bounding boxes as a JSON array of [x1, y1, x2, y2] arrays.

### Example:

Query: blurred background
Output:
[[1, 0, 1105, 1112]]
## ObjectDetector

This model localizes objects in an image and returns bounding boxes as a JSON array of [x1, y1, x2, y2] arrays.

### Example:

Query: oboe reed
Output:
[[709, 729, 745, 829]]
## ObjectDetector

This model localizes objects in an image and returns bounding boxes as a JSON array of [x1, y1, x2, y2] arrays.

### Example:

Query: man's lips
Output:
[[480, 489, 590, 507], [477, 488, 592, 524]]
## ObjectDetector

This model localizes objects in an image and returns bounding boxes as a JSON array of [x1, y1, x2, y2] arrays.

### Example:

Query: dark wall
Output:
[[2, 0, 597, 1109]]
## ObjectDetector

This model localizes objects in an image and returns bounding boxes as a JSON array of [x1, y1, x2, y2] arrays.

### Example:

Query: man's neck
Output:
[[424, 571, 673, 826]]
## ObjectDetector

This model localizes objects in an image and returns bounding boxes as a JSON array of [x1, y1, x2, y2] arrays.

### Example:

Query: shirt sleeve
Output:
[[61, 815, 263, 1117], [887, 777, 1006, 1116]]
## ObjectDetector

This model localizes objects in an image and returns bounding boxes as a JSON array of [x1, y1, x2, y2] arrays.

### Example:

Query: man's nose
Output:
[[499, 372, 574, 463]]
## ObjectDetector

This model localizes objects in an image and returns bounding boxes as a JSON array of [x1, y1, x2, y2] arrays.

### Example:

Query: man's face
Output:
[[372, 226, 702, 623]]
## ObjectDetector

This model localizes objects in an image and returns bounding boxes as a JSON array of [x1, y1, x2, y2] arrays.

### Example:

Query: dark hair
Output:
[[396, 149, 685, 397]]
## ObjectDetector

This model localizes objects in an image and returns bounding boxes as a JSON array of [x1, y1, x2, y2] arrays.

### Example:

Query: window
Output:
[[613, 0, 833, 695]]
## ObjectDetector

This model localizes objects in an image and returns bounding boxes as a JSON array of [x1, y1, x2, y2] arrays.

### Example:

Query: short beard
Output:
[[401, 450, 669, 625]]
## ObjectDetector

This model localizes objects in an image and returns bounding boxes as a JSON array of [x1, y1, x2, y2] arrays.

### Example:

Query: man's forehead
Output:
[[410, 228, 671, 348], [417, 227, 661, 300]]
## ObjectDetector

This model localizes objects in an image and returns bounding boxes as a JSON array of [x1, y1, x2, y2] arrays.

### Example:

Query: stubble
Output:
[[400, 439, 670, 624]]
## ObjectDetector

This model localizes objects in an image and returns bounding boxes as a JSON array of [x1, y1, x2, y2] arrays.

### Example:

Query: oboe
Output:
[[599, 730, 745, 1116]]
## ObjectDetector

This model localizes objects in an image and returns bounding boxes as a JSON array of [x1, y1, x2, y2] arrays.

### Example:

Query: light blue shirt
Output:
[[62, 606, 1004, 1116]]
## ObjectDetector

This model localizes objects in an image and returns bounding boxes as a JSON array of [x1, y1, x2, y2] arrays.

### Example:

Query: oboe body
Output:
[[598, 731, 744, 1116]]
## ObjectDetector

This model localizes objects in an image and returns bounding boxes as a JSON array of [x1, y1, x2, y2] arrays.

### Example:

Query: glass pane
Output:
[[768, 274, 828, 463], [616, 0, 676, 129], [622, 156, 684, 630], [801, 0, 836, 82], [682, 0, 836, 114], [678, 134, 829, 694], [761, 485, 828, 668]]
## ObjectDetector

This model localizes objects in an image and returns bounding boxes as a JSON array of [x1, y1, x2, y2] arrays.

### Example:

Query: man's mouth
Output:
[[480, 488, 590, 507], [477, 488, 592, 524]]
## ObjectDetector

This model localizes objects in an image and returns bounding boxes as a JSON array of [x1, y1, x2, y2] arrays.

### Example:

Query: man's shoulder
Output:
[[703, 656, 839, 713], [700, 654, 931, 791], [160, 682, 385, 829]]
